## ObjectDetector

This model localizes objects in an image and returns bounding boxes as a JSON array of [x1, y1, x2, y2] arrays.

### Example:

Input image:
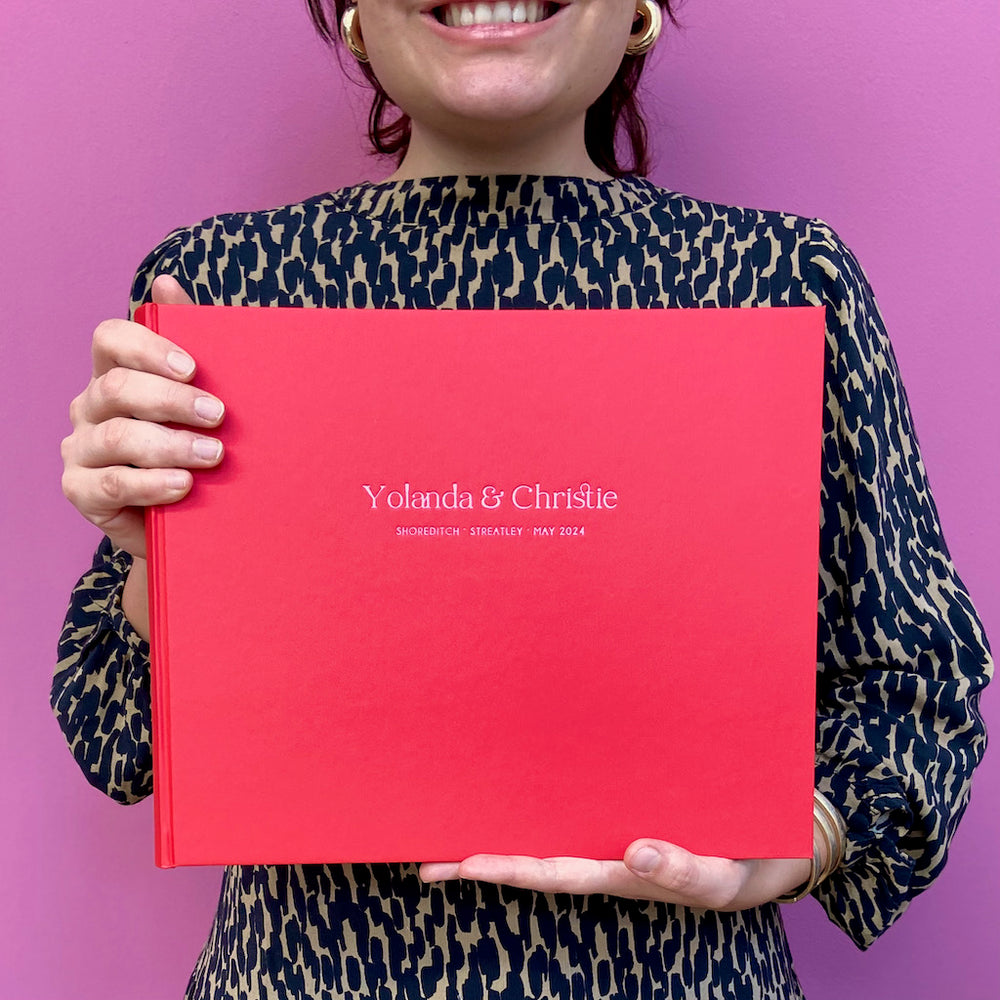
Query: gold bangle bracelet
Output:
[[813, 791, 848, 873], [776, 790, 847, 903]]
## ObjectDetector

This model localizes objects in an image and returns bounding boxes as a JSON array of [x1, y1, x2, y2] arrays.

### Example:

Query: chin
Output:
[[443, 97, 558, 127], [405, 70, 569, 129]]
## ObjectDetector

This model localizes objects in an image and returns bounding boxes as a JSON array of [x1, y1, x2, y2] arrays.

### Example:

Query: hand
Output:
[[60, 276, 225, 559], [419, 842, 812, 911]]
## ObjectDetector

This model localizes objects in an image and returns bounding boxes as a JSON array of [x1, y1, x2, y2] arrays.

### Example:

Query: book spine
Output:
[[139, 303, 177, 869]]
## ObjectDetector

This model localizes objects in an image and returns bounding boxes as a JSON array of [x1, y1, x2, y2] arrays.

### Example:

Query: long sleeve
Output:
[[803, 222, 992, 947], [51, 230, 190, 803], [52, 538, 153, 803]]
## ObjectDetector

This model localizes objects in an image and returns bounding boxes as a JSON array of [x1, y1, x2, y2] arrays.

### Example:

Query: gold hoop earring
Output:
[[340, 5, 369, 63], [625, 0, 662, 57]]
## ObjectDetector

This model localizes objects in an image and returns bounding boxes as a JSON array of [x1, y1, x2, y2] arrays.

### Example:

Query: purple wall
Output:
[[5, 2, 996, 997]]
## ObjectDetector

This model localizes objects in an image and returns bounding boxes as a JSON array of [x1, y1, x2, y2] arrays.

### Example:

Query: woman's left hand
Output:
[[419, 841, 811, 912]]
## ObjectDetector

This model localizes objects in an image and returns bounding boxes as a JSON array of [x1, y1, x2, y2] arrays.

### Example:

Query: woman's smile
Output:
[[431, 1, 565, 28], [420, 0, 570, 44]]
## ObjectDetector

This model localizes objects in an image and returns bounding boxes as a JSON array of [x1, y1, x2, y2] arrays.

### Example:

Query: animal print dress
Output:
[[54, 176, 992, 999]]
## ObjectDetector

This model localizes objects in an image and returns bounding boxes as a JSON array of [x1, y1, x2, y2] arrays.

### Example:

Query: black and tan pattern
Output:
[[53, 176, 991, 999]]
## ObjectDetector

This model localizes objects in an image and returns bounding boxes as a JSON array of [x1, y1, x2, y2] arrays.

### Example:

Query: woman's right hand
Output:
[[60, 275, 226, 561]]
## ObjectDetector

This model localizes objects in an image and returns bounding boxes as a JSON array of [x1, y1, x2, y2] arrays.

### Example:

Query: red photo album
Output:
[[137, 303, 826, 868]]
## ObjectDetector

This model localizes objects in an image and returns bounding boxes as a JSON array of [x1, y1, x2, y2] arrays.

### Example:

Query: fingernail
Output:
[[194, 396, 224, 422], [167, 351, 195, 377], [165, 470, 189, 490], [193, 438, 222, 462], [629, 847, 660, 873]]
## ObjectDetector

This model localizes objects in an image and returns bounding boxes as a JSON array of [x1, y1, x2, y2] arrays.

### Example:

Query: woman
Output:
[[54, 1, 992, 996]]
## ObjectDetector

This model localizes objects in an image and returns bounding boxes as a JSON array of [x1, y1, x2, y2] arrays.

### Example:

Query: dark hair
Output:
[[305, 1, 678, 177]]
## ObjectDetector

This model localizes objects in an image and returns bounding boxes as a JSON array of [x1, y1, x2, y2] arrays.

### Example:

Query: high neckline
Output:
[[335, 175, 663, 228]]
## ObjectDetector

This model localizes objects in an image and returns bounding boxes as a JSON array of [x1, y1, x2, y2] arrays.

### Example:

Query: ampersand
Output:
[[480, 485, 504, 509]]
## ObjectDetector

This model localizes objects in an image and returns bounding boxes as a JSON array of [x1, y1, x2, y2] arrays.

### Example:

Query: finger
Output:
[[62, 465, 193, 523], [623, 841, 747, 910], [419, 862, 461, 882], [151, 274, 195, 306], [76, 368, 225, 427], [455, 855, 632, 896], [72, 418, 223, 471], [91, 317, 197, 382]]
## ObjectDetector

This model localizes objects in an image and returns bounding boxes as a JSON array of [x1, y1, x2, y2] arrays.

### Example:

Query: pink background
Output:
[[3, 1, 996, 997]]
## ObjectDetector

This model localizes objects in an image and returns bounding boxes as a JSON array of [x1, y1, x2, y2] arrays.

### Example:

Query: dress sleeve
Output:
[[51, 230, 190, 804], [802, 221, 992, 947]]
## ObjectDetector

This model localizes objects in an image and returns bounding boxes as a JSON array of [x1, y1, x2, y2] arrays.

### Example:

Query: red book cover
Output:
[[138, 304, 825, 868]]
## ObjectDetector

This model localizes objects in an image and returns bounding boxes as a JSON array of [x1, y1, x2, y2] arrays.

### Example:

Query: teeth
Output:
[[439, 1, 553, 27]]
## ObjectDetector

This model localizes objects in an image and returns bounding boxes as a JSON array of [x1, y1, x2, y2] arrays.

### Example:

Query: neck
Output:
[[384, 116, 609, 182]]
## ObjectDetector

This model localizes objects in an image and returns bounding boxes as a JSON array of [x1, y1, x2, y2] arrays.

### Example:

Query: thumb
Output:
[[151, 274, 195, 306], [624, 840, 704, 894], [623, 840, 745, 910]]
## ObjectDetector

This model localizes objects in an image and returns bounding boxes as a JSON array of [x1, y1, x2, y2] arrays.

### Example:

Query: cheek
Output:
[[357, 9, 438, 105], [567, 36, 632, 106], [571, 3, 636, 91]]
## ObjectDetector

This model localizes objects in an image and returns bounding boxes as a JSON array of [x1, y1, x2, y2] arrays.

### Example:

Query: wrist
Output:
[[775, 790, 847, 904], [122, 557, 150, 642]]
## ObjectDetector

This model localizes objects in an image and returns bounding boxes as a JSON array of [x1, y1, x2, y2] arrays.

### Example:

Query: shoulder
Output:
[[627, 181, 856, 307], [661, 186, 880, 315], [128, 187, 373, 309], [636, 184, 892, 368], [138, 189, 358, 265], [638, 181, 865, 269], [632, 180, 812, 243]]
